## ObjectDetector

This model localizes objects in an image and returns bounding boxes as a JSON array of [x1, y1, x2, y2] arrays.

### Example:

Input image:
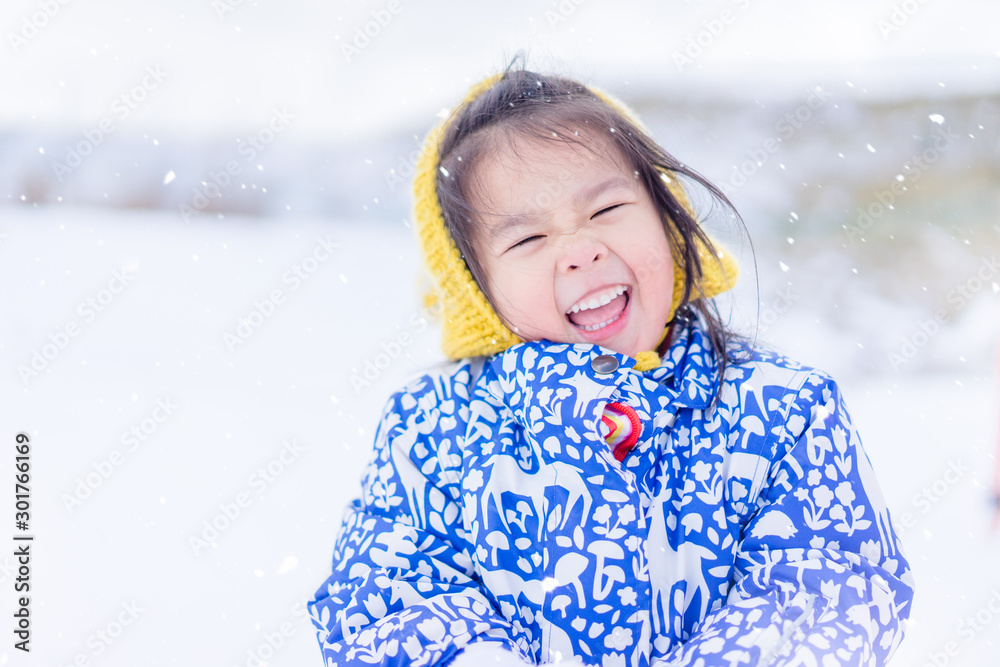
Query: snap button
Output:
[[591, 355, 619, 374]]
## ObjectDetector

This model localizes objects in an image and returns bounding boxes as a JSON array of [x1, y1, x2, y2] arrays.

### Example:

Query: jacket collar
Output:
[[645, 310, 720, 410], [478, 310, 720, 430]]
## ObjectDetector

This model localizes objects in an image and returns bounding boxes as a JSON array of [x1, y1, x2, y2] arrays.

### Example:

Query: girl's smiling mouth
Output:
[[566, 285, 630, 332]]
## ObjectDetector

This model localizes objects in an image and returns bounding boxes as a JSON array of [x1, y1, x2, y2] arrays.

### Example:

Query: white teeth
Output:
[[567, 285, 627, 315], [579, 310, 625, 331]]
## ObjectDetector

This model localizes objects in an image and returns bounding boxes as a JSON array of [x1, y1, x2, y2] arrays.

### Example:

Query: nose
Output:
[[556, 232, 608, 273]]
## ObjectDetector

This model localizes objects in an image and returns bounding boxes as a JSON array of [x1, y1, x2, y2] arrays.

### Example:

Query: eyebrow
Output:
[[576, 175, 633, 210], [487, 175, 633, 240]]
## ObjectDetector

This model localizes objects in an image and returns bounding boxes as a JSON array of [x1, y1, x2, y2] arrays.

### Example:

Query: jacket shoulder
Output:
[[715, 346, 843, 514], [719, 344, 836, 428], [384, 357, 484, 417], [368, 358, 485, 504]]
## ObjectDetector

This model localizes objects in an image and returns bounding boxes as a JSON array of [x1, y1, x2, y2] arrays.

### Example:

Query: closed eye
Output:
[[507, 235, 544, 252], [592, 203, 627, 218]]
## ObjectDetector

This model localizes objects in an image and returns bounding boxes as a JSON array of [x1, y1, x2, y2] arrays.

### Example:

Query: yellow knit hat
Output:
[[413, 72, 738, 366]]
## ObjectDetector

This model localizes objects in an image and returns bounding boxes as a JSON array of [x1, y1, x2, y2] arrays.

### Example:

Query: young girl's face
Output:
[[470, 130, 675, 357]]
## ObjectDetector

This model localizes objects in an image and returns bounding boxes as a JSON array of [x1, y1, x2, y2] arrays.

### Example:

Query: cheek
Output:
[[510, 286, 559, 329], [481, 274, 561, 337], [486, 264, 557, 329], [627, 235, 673, 288]]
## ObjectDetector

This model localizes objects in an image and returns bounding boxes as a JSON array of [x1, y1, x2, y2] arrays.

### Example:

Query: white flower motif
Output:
[[402, 635, 422, 659], [617, 504, 636, 524], [618, 586, 638, 606], [807, 469, 822, 486], [602, 652, 626, 667], [416, 617, 445, 642], [357, 626, 377, 646], [593, 504, 612, 524], [604, 626, 633, 650], [821, 579, 842, 605], [692, 460, 713, 481], [835, 481, 856, 505], [813, 485, 834, 509], [463, 468, 484, 493], [860, 538, 881, 564]]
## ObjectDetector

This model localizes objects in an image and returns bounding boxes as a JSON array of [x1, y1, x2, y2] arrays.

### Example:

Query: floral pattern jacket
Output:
[[308, 312, 914, 666]]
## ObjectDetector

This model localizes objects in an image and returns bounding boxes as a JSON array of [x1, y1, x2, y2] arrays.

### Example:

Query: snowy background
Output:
[[1, 0, 999, 665]]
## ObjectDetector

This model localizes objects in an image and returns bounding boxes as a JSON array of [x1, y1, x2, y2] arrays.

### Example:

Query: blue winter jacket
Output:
[[309, 312, 914, 666]]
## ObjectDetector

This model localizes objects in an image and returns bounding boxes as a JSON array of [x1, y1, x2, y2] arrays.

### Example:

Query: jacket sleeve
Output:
[[307, 382, 532, 667], [656, 371, 914, 667]]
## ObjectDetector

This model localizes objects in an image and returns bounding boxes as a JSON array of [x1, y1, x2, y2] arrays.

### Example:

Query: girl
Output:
[[308, 62, 914, 667]]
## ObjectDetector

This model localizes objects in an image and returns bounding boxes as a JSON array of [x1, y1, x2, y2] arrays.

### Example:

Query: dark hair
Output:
[[434, 56, 754, 387]]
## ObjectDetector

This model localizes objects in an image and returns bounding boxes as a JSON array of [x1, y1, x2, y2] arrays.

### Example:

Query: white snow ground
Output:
[[1, 207, 998, 666]]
